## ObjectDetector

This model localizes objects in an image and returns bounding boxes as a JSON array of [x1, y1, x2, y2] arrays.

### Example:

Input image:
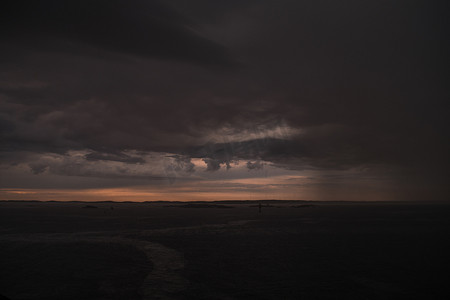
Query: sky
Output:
[[0, 0, 449, 202]]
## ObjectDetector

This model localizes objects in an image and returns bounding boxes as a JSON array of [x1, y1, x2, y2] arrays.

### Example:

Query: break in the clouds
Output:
[[0, 0, 449, 201]]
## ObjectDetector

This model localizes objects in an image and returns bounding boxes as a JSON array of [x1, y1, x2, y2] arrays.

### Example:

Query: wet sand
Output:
[[1, 200, 449, 299]]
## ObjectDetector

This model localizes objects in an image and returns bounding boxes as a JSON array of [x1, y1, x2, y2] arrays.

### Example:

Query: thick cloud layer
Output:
[[1, 0, 449, 200], [1, 0, 235, 66]]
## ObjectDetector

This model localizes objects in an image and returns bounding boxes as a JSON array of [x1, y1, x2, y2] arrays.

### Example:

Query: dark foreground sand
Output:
[[1, 200, 449, 299]]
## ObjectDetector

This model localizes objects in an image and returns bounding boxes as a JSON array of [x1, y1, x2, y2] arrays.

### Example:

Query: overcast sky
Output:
[[1, 0, 448, 201]]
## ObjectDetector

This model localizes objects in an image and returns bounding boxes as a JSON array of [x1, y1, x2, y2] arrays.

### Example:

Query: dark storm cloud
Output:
[[0, 0, 235, 66], [0, 1, 449, 198], [85, 152, 145, 164], [166, 155, 195, 173], [29, 162, 48, 175], [246, 160, 263, 171], [202, 158, 221, 172], [21, 151, 183, 180]]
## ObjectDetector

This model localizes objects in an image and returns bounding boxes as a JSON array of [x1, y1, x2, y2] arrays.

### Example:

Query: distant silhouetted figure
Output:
[[259, 202, 262, 213], [83, 205, 97, 209]]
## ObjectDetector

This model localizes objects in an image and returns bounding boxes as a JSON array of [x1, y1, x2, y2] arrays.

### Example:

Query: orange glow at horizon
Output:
[[0, 172, 396, 202], [0, 187, 300, 202], [0, 174, 313, 202]]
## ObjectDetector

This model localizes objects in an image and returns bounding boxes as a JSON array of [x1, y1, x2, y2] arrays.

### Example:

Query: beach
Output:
[[1, 201, 449, 299]]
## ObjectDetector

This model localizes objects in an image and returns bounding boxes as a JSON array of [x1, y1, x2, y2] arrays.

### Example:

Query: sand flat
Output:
[[1, 201, 449, 299]]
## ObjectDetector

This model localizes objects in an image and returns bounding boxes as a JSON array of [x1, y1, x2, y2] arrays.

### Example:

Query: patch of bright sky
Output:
[[202, 123, 303, 144]]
